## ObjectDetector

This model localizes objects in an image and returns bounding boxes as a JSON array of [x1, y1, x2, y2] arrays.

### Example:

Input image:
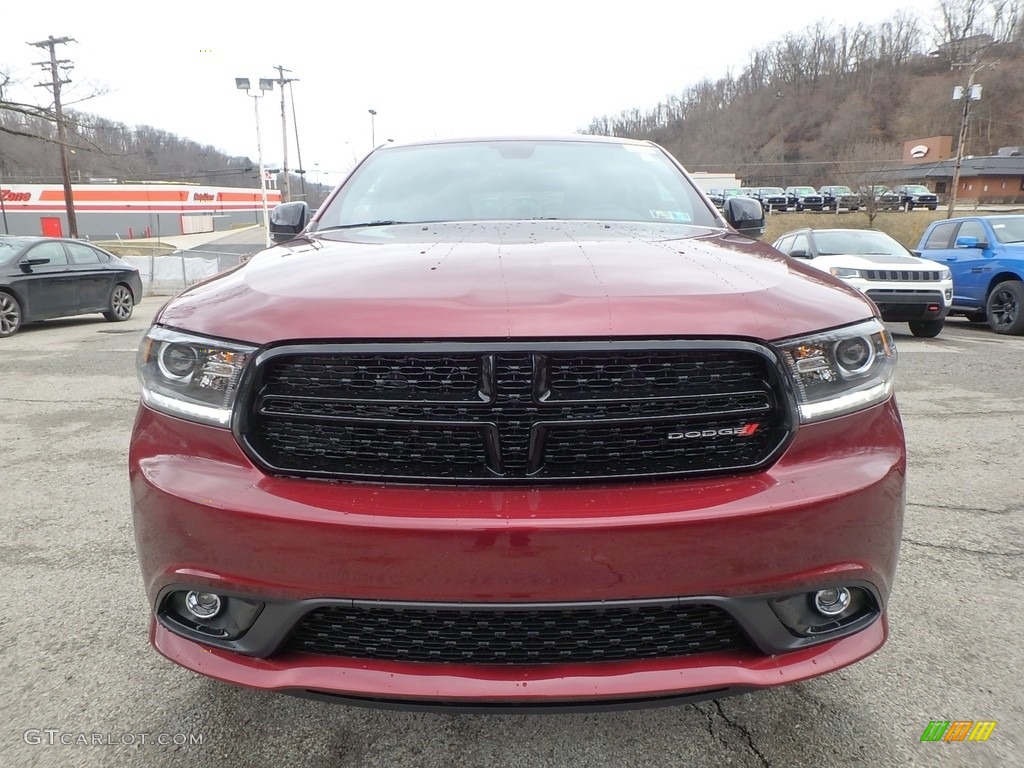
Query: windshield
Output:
[[990, 216, 1024, 244], [760, 188, 785, 195], [813, 230, 907, 257], [316, 139, 718, 230], [792, 187, 815, 194], [906, 185, 930, 194]]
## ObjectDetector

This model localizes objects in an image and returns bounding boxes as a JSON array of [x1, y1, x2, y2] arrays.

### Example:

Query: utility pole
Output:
[[30, 35, 78, 237], [288, 80, 307, 203], [273, 65, 297, 203], [946, 59, 994, 218]]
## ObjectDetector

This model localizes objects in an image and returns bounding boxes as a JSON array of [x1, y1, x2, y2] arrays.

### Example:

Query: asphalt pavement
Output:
[[0, 305, 1021, 768]]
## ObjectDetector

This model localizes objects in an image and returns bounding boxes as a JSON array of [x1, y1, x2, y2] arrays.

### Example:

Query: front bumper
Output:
[[863, 288, 951, 322], [130, 398, 905, 705]]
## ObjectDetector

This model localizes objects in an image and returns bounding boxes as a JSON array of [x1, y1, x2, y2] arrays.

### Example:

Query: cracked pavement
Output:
[[0, 305, 1020, 767]]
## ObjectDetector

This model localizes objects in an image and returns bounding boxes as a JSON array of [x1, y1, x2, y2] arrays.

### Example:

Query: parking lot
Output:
[[1, 298, 1021, 767]]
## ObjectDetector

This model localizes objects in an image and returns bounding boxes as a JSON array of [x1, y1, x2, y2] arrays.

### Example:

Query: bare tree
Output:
[[838, 141, 904, 227]]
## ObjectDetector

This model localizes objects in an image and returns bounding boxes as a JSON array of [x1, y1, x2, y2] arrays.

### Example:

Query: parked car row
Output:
[[708, 184, 941, 213]]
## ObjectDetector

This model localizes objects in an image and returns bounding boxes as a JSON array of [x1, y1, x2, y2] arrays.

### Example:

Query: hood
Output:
[[803, 253, 946, 270], [157, 221, 874, 344]]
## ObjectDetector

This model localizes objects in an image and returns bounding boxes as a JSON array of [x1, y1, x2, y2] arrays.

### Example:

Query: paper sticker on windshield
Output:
[[651, 210, 692, 222]]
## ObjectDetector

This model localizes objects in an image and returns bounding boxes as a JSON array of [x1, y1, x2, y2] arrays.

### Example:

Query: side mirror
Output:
[[955, 235, 979, 249], [724, 196, 765, 237], [269, 201, 310, 243], [19, 257, 51, 270], [789, 249, 810, 259]]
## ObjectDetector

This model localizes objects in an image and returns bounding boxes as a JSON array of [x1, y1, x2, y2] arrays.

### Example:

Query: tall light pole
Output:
[[368, 109, 377, 148], [947, 80, 982, 218], [946, 59, 993, 218], [235, 77, 274, 247]]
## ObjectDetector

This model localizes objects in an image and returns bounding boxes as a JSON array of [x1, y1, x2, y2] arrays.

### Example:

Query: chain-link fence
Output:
[[120, 247, 252, 296]]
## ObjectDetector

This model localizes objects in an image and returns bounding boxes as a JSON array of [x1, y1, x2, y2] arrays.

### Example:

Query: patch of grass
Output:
[[762, 209, 949, 248]]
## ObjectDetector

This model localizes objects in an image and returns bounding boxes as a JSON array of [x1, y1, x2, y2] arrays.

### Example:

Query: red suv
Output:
[[130, 136, 905, 710]]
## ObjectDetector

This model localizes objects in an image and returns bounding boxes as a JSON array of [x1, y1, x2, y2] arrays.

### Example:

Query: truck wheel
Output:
[[908, 318, 944, 338], [986, 281, 1024, 335]]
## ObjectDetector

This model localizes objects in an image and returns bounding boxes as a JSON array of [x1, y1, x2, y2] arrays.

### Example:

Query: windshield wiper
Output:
[[317, 220, 409, 231]]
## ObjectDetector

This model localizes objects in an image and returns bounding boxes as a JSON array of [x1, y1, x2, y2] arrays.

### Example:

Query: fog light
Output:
[[184, 591, 222, 619], [814, 587, 852, 617]]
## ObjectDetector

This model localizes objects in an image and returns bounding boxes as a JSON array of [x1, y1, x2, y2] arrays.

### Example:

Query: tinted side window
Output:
[[922, 223, 957, 250], [775, 236, 795, 254], [26, 242, 69, 265], [66, 243, 106, 264], [792, 234, 810, 254]]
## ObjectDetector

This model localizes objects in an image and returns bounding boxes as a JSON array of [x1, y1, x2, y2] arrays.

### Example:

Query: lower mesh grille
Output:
[[284, 601, 751, 665]]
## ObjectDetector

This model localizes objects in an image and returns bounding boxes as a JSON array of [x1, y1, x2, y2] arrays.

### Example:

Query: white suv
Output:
[[773, 228, 953, 337]]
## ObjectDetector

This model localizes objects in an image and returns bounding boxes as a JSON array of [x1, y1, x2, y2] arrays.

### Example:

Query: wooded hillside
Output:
[[584, 1, 1024, 188]]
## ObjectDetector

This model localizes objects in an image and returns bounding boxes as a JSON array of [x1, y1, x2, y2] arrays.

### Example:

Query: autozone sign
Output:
[[1, 189, 32, 202]]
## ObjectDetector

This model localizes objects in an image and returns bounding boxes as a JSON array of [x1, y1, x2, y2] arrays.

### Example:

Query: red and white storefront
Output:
[[0, 183, 283, 239]]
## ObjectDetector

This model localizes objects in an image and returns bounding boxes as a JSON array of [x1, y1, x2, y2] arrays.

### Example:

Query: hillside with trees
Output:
[[583, 0, 1024, 189], [0, 105, 260, 187]]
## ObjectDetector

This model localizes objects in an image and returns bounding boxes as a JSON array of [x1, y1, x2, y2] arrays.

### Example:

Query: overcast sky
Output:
[[3, 0, 942, 187]]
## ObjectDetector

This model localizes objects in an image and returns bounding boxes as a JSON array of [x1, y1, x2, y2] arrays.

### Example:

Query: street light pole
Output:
[[946, 60, 991, 219], [235, 77, 274, 247], [368, 109, 377, 148]]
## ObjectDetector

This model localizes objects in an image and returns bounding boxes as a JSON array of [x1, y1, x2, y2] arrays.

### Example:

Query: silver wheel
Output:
[[104, 284, 134, 322], [0, 292, 23, 337]]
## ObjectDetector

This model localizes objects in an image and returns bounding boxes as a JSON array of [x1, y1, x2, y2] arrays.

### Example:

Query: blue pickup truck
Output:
[[916, 215, 1024, 335]]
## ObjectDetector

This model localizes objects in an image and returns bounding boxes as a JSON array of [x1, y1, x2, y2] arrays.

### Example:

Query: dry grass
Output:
[[761, 209, 950, 248]]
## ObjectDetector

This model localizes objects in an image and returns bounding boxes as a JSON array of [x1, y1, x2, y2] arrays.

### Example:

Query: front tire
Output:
[[0, 291, 22, 337], [908, 318, 944, 338], [103, 284, 134, 322], [986, 281, 1024, 335]]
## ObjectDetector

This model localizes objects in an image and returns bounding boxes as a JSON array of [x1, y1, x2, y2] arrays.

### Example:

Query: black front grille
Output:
[[284, 601, 751, 665], [239, 343, 791, 483], [863, 270, 944, 282]]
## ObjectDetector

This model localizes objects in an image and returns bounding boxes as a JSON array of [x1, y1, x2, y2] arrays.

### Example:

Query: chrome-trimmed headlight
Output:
[[137, 326, 255, 427], [774, 319, 897, 423], [829, 267, 864, 278]]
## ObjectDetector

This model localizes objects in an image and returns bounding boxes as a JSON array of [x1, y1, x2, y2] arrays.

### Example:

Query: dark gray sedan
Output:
[[0, 236, 143, 337]]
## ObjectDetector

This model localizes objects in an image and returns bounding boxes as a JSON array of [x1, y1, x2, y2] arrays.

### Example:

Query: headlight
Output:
[[939, 268, 952, 280], [137, 326, 255, 427], [829, 267, 863, 278], [774, 319, 897, 423]]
